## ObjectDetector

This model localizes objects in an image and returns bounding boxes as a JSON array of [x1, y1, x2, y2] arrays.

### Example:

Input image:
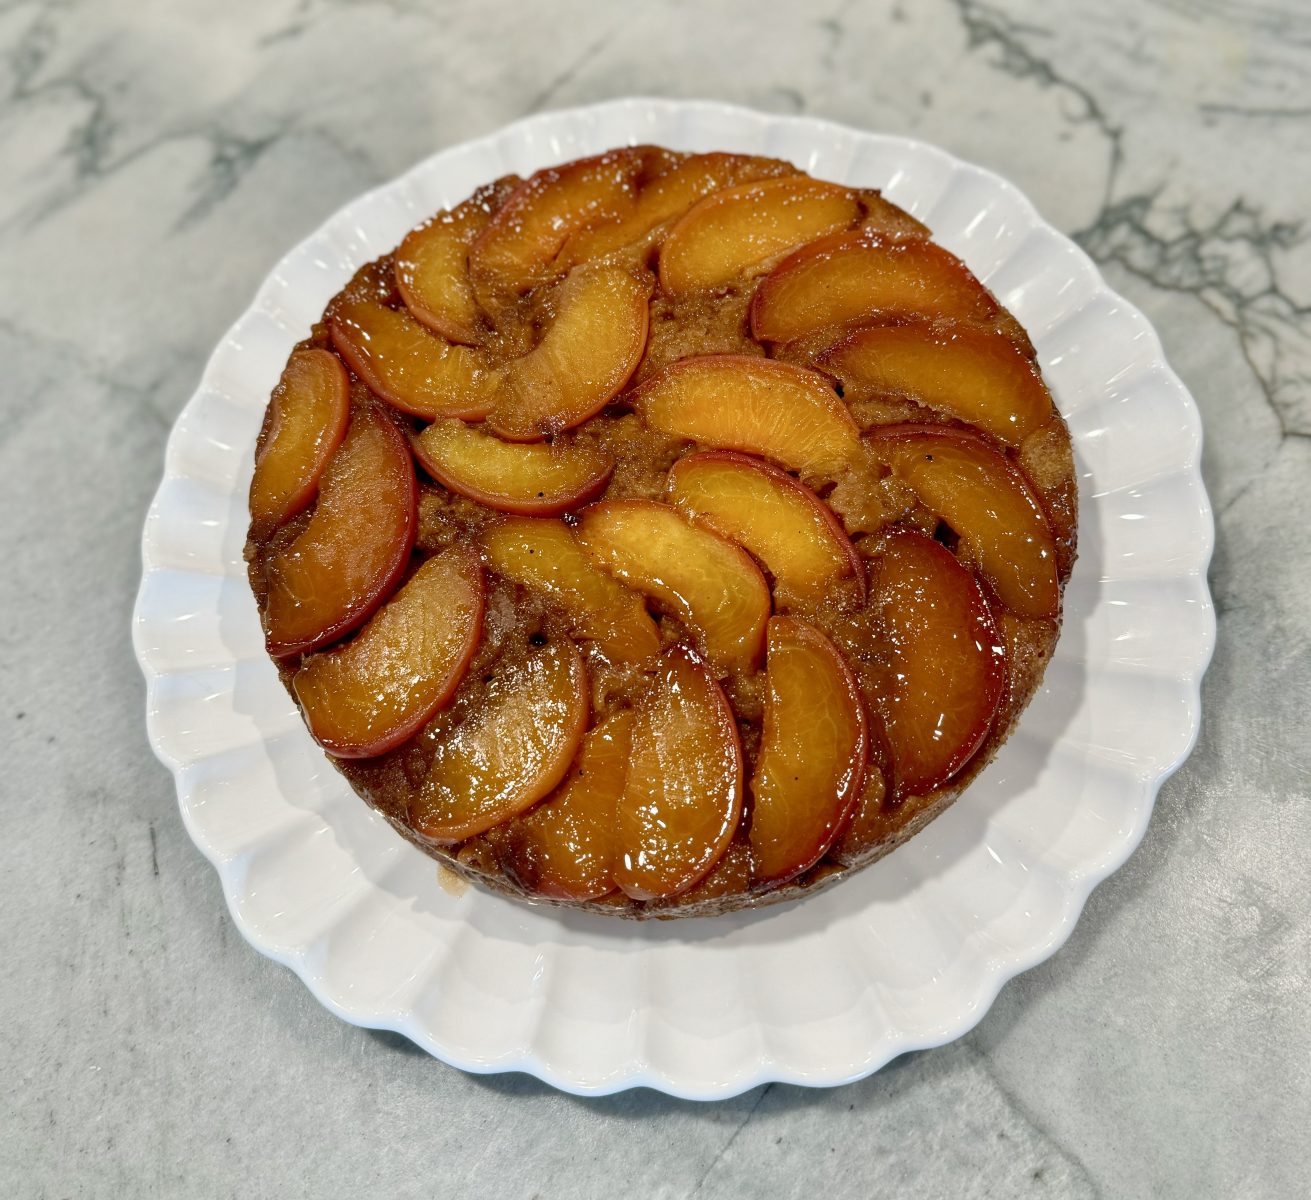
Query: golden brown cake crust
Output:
[[245, 147, 1077, 919]]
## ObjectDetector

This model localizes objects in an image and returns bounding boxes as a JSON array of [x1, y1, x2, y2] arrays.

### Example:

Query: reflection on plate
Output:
[[132, 99, 1214, 1099]]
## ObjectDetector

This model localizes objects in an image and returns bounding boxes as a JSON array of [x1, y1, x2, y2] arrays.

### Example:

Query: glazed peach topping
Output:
[[248, 145, 1073, 909]]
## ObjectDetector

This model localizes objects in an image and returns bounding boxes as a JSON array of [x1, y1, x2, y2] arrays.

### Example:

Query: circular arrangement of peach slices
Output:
[[249, 146, 1073, 909]]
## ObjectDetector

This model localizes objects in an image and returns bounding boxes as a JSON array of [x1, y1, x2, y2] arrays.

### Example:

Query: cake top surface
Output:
[[245, 145, 1076, 919]]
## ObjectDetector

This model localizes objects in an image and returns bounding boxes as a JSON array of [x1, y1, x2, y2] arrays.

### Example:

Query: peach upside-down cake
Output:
[[245, 146, 1077, 918]]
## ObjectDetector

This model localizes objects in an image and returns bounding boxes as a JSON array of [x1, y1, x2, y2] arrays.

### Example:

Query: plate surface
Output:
[[132, 98, 1215, 1099]]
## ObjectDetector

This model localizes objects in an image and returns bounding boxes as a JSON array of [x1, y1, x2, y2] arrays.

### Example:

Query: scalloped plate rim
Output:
[[132, 98, 1216, 1099]]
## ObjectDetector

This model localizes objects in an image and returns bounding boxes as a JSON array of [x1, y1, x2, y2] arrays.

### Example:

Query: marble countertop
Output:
[[2, 1, 1307, 1196]]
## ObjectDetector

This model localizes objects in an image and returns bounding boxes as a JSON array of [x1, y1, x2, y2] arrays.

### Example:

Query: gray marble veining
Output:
[[1, 2, 1307, 1197]]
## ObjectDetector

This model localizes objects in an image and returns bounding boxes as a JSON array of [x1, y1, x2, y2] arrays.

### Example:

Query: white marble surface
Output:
[[1, 1, 1307, 1196]]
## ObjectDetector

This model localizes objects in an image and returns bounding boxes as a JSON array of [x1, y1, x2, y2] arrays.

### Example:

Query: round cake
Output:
[[244, 146, 1077, 919]]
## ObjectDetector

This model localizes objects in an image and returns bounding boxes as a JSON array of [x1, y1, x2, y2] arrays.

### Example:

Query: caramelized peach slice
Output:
[[264, 407, 417, 656], [869, 528, 1005, 796], [559, 152, 796, 265], [659, 175, 861, 293], [577, 500, 769, 672], [468, 149, 644, 298], [411, 636, 589, 841], [632, 355, 862, 479], [330, 296, 497, 420], [482, 517, 659, 663], [667, 451, 863, 605], [485, 265, 651, 441], [413, 419, 613, 516], [292, 546, 484, 758], [615, 650, 743, 900], [394, 187, 499, 344], [750, 618, 868, 885], [249, 349, 349, 535], [750, 229, 999, 344], [821, 320, 1051, 446], [866, 425, 1059, 618], [498, 709, 635, 900]]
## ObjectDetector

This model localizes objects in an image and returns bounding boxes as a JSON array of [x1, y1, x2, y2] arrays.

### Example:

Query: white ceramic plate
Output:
[[132, 99, 1215, 1099]]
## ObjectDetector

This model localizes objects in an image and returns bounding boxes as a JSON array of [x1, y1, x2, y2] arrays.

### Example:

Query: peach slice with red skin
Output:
[[413, 419, 613, 516], [749, 618, 868, 885], [615, 649, 743, 900], [330, 296, 497, 420], [659, 175, 862, 294], [482, 517, 659, 664], [632, 355, 862, 479], [865, 424, 1060, 618], [468, 148, 645, 300], [868, 527, 1006, 797], [410, 635, 589, 842], [666, 451, 864, 606], [292, 545, 484, 758], [820, 319, 1051, 447], [576, 499, 770, 673], [750, 228, 1000, 345], [558, 152, 796, 266], [394, 184, 503, 344], [264, 406, 417, 657], [249, 348, 350, 536], [485, 265, 651, 442], [497, 709, 635, 900]]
